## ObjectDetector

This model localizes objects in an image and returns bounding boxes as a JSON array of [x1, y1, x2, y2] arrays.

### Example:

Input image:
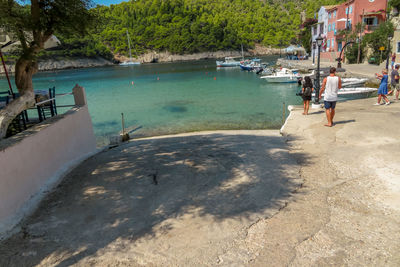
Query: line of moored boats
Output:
[[215, 57, 376, 94]]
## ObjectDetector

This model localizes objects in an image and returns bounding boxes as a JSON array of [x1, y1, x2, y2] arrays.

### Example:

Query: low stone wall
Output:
[[0, 57, 114, 74], [0, 86, 97, 239]]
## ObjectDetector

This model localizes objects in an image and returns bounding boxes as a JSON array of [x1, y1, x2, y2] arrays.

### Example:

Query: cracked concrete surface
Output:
[[253, 98, 400, 266], [1, 98, 400, 266]]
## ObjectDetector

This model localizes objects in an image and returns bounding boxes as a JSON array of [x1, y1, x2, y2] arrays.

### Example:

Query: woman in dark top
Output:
[[302, 76, 314, 115]]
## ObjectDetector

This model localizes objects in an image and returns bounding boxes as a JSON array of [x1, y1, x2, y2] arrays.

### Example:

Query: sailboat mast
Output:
[[126, 30, 132, 61], [241, 44, 244, 61]]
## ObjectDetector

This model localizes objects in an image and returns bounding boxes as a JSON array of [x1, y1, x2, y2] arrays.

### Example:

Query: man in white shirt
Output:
[[319, 67, 342, 127]]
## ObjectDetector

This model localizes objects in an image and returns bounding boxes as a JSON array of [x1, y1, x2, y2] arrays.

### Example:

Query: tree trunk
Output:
[[0, 57, 38, 138]]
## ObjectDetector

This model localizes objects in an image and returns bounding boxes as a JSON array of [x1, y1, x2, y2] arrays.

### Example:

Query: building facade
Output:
[[312, 0, 387, 62]]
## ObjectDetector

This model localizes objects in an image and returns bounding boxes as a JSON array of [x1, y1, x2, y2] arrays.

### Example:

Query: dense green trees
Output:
[[0, 0, 93, 138], [50, 0, 343, 58]]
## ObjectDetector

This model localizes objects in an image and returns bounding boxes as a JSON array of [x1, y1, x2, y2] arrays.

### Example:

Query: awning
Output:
[[285, 45, 306, 53], [363, 11, 384, 16]]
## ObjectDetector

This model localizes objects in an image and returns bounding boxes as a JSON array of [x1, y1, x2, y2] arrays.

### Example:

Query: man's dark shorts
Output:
[[324, 101, 337, 109]]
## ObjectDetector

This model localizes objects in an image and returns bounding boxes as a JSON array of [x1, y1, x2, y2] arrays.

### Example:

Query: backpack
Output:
[[304, 87, 312, 97]]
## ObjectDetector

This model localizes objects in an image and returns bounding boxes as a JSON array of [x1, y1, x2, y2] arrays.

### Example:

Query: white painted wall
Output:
[[0, 87, 97, 239]]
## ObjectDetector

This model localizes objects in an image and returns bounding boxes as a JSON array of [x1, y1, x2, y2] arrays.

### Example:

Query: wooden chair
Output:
[[36, 87, 57, 121]]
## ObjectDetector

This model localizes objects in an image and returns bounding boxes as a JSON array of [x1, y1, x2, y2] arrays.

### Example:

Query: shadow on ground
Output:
[[0, 132, 311, 266]]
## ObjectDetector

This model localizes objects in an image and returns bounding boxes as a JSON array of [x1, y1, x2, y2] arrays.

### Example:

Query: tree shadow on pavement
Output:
[[0, 132, 311, 266]]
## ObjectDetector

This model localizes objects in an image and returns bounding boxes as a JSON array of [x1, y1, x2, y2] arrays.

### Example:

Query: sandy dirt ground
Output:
[[1, 98, 400, 266], [0, 130, 303, 266]]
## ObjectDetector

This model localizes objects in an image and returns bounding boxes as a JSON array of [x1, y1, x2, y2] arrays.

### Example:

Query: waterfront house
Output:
[[311, 5, 337, 59], [312, 0, 387, 62]]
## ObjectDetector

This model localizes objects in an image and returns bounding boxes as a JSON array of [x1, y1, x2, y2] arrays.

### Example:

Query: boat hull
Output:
[[239, 64, 254, 71], [216, 61, 241, 67], [260, 76, 300, 83], [120, 61, 141, 66]]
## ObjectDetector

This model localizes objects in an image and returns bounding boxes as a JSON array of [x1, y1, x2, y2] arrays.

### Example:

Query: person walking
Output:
[[391, 64, 400, 101], [391, 53, 396, 70], [374, 69, 391, 105], [301, 76, 314, 115], [319, 67, 341, 127]]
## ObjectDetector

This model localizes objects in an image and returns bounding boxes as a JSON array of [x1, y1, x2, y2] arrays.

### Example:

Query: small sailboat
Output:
[[216, 57, 241, 67], [120, 30, 140, 66]]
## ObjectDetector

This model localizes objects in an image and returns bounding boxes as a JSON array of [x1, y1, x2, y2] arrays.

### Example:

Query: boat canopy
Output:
[[284, 45, 306, 54]]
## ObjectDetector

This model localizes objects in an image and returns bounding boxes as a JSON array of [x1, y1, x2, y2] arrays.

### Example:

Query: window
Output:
[[346, 20, 352, 30], [364, 17, 378, 25], [334, 10, 336, 17], [333, 22, 335, 31], [320, 23, 324, 33], [327, 40, 331, 48], [328, 24, 331, 31], [329, 12, 331, 19], [397, 42, 400, 53], [332, 38, 335, 49], [313, 26, 317, 35], [346, 7, 348, 14], [349, 6, 353, 14]]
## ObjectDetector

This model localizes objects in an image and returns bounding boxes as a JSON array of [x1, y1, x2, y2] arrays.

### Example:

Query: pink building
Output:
[[315, 0, 387, 61]]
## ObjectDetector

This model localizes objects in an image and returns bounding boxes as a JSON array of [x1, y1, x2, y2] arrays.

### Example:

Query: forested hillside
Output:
[[50, 0, 343, 59]]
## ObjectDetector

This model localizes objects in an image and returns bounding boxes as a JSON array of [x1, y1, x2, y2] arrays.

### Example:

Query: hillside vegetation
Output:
[[48, 0, 343, 59]]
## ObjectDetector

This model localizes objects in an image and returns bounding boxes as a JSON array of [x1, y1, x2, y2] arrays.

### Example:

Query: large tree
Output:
[[0, 0, 93, 138]]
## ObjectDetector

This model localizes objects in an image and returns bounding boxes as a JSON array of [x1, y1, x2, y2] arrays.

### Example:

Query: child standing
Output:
[[302, 76, 314, 115]]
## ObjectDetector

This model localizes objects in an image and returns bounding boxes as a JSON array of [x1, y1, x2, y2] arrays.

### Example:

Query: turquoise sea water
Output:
[[0, 57, 316, 144]]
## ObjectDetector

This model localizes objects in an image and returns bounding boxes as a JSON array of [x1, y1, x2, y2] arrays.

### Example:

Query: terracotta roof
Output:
[[323, 5, 339, 11]]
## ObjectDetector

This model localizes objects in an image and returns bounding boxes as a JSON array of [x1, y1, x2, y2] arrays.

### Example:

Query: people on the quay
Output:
[[391, 53, 396, 70], [375, 69, 391, 105], [301, 76, 313, 115], [391, 64, 400, 101], [319, 67, 341, 127]]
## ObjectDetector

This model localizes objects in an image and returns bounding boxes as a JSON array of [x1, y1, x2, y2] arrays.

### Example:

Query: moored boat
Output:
[[239, 58, 263, 71], [312, 87, 377, 96], [216, 57, 241, 67], [260, 68, 302, 83], [120, 30, 141, 66]]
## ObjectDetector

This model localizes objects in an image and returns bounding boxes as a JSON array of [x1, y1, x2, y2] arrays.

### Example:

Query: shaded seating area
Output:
[[0, 90, 27, 137], [285, 45, 307, 60], [0, 87, 62, 138], [35, 87, 57, 122]]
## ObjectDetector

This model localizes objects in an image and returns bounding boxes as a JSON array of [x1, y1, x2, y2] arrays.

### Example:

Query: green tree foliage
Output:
[[299, 18, 318, 53], [52, 0, 343, 57], [343, 23, 366, 64], [363, 22, 394, 64], [0, 0, 94, 138], [390, 0, 400, 10]]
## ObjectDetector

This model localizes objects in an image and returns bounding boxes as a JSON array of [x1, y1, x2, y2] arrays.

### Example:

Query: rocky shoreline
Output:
[[1, 46, 280, 74]]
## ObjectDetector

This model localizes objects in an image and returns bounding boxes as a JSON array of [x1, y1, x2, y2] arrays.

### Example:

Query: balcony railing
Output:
[[365, 25, 379, 31]]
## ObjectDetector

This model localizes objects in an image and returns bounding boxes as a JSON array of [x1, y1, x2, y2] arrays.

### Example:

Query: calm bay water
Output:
[[2, 56, 304, 144]]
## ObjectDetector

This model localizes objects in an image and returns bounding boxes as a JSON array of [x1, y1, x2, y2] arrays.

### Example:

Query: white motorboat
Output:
[[341, 78, 368, 88], [260, 68, 302, 83], [312, 87, 377, 97], [216, 57, 241, 67], [120, 30, 141, 66]]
